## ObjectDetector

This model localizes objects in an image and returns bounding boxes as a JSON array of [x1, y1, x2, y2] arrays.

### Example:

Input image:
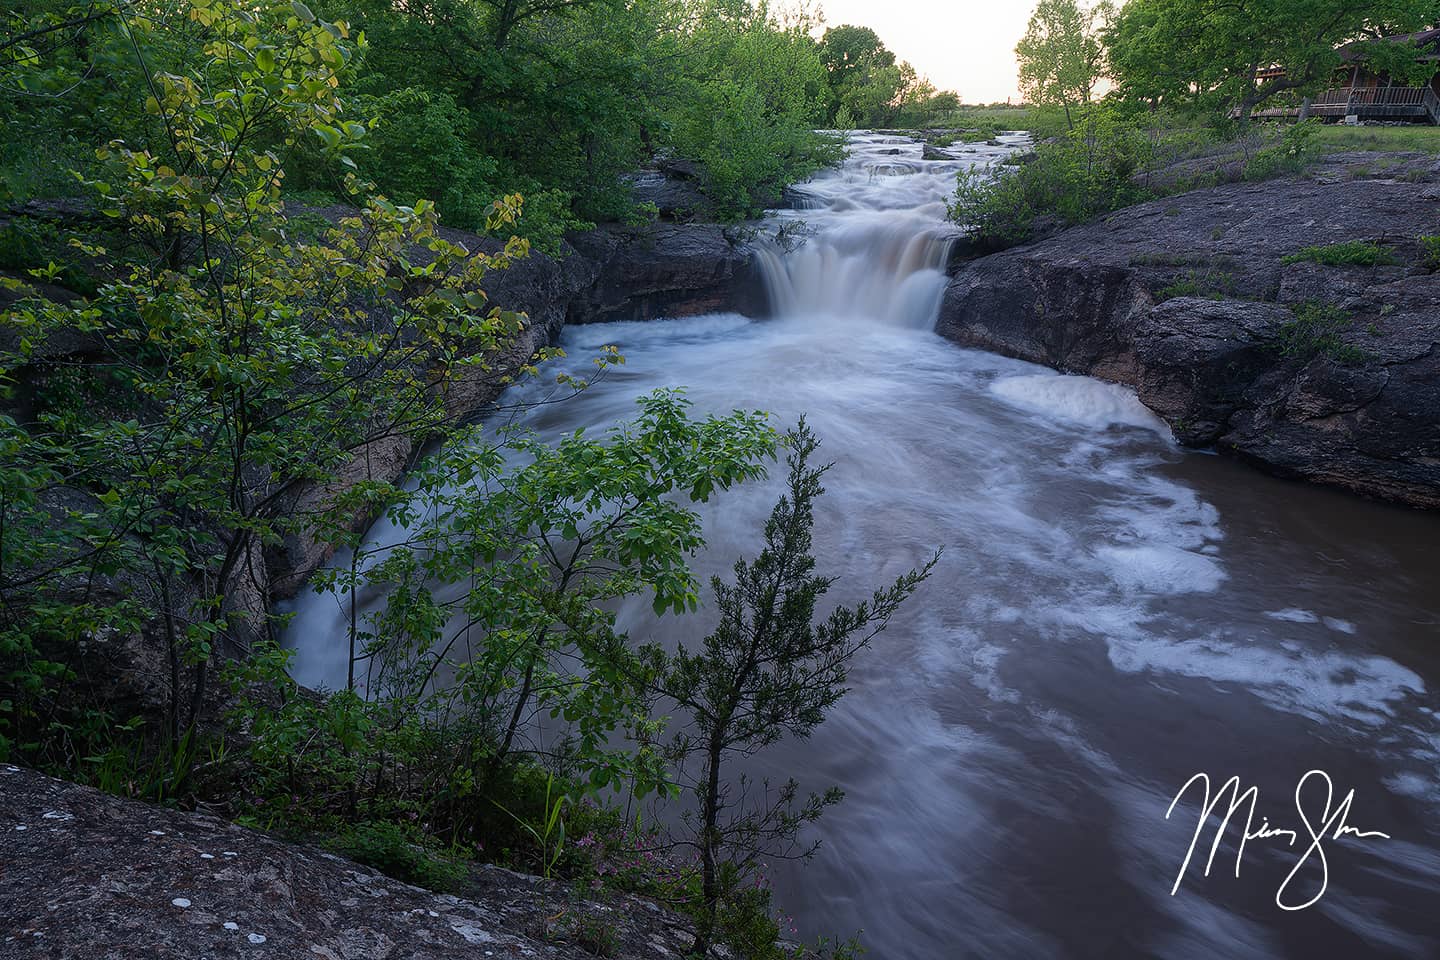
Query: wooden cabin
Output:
[[1310, 28, 1440, 123], [1247, 29, 1440, 122]]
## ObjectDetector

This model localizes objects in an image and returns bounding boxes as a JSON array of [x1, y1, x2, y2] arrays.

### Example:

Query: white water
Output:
[[283, 133, 1440, 958]]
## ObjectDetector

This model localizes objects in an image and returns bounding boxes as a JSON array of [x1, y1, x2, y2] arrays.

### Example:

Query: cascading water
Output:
[[282, 132, 1440, 959], [754, 132, 1008, 327]]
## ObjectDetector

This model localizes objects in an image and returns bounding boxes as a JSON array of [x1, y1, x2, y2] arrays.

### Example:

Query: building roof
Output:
[[1339, 27, 1440, 64]]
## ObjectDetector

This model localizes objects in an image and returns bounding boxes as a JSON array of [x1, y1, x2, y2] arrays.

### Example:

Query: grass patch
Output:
[[940, 104, 1071, 139], [326, 820, 467, 892], [1130, 251, 1231, 268], [1312, 125, 1440, 155], [1156, 268, 1237, 301], [1281, 240, 1399, 267]]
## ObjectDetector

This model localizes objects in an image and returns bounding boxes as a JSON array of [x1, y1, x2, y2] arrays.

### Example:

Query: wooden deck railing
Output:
[[1312, 85, 1440, 122]]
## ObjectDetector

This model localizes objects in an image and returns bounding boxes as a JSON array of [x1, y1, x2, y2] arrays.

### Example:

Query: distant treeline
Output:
[[2, 0, 963, 239]]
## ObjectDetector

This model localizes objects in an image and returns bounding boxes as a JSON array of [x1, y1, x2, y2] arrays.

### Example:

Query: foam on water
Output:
[[991, 373, 1174, 437]]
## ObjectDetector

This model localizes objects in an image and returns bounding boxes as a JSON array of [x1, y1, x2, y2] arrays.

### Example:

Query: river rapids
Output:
[[284, 132, 1440, 959]]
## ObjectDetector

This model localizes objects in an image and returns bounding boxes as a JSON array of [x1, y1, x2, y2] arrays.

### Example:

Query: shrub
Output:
[[1417, 234, 1440, 270], [1156, 268, 1236, 301], [1244, 120, 1321, 181], [1275, 302, 1368, 364], [330, 820, 467, 891], [510, 187, 594, 257], [949, 109, 1154, 246]]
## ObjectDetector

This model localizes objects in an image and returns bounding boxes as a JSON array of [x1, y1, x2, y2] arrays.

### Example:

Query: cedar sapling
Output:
[[646, 419, 937, 957]]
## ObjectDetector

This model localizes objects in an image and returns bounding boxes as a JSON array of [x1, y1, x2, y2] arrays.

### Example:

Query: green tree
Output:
[[325, 391, 778, 810], [223, 390, 780, 845], [647, 422, 935, 957], [0, 0, 534, 776], [817, 24, 899, 126], [1016, 0, 1110, 129], [663, 0, 839, 218]]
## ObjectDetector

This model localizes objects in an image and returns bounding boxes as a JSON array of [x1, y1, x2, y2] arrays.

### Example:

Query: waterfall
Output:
[[754, 131, 1025, 329]]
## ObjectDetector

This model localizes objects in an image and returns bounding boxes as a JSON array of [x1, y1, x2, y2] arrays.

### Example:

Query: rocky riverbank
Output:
[[0, 764, 698, 959], [938, 150, 1440, 508]]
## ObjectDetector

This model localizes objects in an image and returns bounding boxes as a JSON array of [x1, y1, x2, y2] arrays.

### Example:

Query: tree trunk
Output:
[[492, 0, 520, 49], [692, 733, 725, 958], [490, 646, 539, 777]]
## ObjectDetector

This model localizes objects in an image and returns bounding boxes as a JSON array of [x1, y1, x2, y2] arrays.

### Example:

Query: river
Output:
[[284, 132, 1440, 958]]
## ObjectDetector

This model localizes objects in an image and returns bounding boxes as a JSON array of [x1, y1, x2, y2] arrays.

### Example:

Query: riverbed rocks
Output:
[[938, 152, 1440, 508], [0, 764, 698, 960]]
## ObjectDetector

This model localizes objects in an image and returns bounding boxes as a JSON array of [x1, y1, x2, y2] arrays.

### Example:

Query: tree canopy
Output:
[[816, 23, 961, 128], [1104, 0, 1436, 118], [1016, 0, 1110, 128]]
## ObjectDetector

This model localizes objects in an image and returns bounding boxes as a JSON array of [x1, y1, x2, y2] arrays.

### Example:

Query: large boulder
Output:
[[624, 159, 714, 222], [0, 765, 697, 960], [938, 154, 1440, 507]]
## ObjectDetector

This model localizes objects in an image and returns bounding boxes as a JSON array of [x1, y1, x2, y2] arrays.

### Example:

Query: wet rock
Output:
[[565, 223, 765, 325], [626, 170, 712, 222], [0, 765, 698, 960], [1132, 298, 1293, 445], [939, 155, 1440, 507]]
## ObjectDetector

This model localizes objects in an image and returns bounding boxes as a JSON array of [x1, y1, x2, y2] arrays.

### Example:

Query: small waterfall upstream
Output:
[[282, 132, 1440, 959], [753, 132, 1018, 328]]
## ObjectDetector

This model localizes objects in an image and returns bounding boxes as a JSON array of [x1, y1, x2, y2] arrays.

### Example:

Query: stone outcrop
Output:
[[624, 157, 714, 222], [938, 151, 1440, 508], [0, 764, 698, 960], [565, 224, 765, 325]]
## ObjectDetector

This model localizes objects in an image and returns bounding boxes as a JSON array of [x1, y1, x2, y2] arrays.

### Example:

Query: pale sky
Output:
[[814, 0, 1034, 104]]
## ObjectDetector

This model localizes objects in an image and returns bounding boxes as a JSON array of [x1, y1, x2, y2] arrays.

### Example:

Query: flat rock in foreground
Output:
[[0, 765, 693, 959]]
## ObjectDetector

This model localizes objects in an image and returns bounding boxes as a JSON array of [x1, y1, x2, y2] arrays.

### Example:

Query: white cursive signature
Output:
[[1165, 769, 1391, 910]]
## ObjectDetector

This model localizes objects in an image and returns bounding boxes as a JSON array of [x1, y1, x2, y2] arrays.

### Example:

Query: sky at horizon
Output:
[[814, 0, 1033, 104]]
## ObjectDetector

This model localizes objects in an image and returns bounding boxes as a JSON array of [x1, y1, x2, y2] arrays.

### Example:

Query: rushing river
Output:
[[285, 133, 1440, 958]]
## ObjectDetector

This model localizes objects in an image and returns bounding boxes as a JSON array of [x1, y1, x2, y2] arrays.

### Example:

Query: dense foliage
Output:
[[1104, 0, 1435, 119], [1, 0, 848, 235], [1, 1, 935, 955], [950, 108, 1155, 245]]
